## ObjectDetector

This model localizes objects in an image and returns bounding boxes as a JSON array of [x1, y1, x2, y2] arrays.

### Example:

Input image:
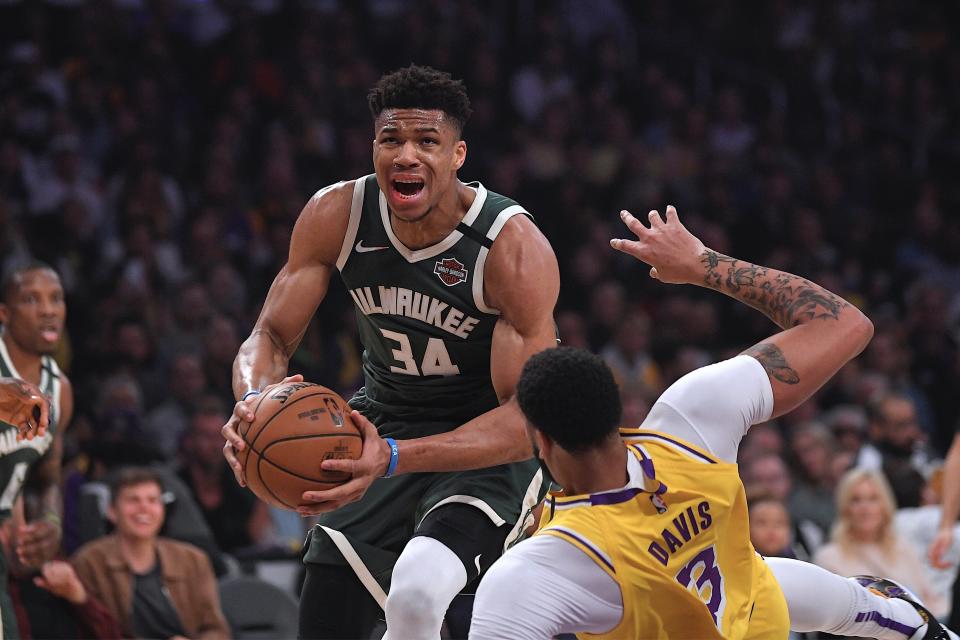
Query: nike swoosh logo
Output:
[[355, 240, 388, 253], [474, 553, 482, 575]]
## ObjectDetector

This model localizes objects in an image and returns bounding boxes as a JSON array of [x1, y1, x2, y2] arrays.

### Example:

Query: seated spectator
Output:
[[814, 468, 947, 618], [895, 467, 960, 619], [823, 404, 868, 458], [788, 422, 839, 539], [176, 396, 270, 554], [72, 467, 229, 639], [10, 560, 123, 639], [748, 494, 797, 559], [857, 392, 935, 508], [741, 452, 822, 557]]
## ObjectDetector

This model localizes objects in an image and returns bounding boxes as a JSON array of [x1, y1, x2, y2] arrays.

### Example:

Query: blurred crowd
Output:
[[1, 0, 959, 629]]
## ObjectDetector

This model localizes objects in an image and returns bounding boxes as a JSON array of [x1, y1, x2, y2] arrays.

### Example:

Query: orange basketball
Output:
[[238, 382, 362, 510]]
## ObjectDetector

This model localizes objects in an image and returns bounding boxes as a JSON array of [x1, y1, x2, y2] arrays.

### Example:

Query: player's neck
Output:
[[391, 181, 473, 250], [557, 444, 629, 496], [1, 333, 42, 385]]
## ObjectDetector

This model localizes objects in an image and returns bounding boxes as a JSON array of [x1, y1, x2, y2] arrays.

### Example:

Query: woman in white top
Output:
[[815, 468, 947, 619]]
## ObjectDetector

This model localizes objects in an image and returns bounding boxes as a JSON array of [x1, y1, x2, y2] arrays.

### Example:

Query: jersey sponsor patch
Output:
[[434, 257, 468, 286]]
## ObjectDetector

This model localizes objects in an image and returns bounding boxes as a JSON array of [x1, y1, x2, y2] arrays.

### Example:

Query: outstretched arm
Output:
[[930, 432, 960, 568], [612, 206, 873, 419]]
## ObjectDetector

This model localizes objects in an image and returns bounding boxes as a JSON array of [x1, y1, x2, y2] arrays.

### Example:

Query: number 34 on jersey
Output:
[[349, 285, 479, 378]]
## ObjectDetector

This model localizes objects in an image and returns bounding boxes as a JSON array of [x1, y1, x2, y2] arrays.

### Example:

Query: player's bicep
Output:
[[252, 183, 351, 354], [487, 217, 560, 402], [643, 356, 773, 462]]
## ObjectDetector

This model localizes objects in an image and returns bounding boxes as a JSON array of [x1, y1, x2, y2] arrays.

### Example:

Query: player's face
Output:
[[373, 109, 466, 222], [110, 481, 165, 541], [846, 479, 887, 540], [0, 269, 65, 356]]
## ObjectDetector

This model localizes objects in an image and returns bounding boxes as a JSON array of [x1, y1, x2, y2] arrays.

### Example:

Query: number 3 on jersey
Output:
[[381, 329, 460, 376], [676, 546, 727, 630]]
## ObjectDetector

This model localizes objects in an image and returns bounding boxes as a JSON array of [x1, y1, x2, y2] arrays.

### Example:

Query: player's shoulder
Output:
[[303, 178, 361, 217], [481, 191, 558, 309]]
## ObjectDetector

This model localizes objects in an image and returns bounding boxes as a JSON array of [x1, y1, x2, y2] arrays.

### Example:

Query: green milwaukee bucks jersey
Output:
[[336, 175, 531, 422], [0, 337, 61, 521]]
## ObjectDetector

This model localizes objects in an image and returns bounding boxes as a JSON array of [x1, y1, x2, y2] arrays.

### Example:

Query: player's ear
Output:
[[532, 428, 550, 459], [453, 140, 466, 171]]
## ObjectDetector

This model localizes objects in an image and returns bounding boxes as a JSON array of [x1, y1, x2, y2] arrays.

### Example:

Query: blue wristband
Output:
[[242, 389, 262, 402], [382, 438, 399, 478]]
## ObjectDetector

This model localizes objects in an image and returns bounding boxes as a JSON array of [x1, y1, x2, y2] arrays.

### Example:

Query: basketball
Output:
[[238, 382, 362, 510]]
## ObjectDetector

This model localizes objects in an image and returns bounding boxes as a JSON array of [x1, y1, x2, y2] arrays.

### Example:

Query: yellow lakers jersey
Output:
[[536, 428, 789, 640]]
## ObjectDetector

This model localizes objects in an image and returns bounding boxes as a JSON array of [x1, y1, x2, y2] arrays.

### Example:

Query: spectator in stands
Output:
[[176, 396, 269, 554], [858, 392, 934, 508], [787, 422, 838, 539], [896, 467, 960, 619], [748, 494, 797, 559], [72, 467, 229, 639], [814, 468, 946, 618]]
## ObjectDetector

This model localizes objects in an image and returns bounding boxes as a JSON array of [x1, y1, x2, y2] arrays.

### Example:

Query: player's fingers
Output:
[[350, 410, 378, 440], [35, 400, 48, 434], [235, 399, 256, 424], [222, 414, 246, 450], [319, 458, 354, 474], [223, 442, 246, 487], [619, 210, 649, 237], [648, 209, 664, 227], [664, 204, 679, 224], [609, 238, 644, 258], [280, 374, 304, 384]]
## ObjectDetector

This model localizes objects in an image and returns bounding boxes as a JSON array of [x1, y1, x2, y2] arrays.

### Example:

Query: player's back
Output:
[[536, 428, 788, 639], [337, 175, 529, 424]]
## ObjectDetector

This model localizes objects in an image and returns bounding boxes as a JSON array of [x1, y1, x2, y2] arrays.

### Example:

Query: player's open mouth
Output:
[[39, 327, 59, 343], [392, 178, 425, 199]]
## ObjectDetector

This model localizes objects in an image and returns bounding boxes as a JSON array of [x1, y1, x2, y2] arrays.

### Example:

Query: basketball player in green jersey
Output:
[[0, 262, 74, 638], [220, 65, 559, 638]]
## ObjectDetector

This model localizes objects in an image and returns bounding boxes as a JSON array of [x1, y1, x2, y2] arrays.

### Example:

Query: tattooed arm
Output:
[[612, 206, 873, 419]]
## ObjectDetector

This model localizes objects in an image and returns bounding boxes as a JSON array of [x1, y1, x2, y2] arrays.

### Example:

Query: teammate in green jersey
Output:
[[0, 262, 74, 638], [220, 65, 559, 639]]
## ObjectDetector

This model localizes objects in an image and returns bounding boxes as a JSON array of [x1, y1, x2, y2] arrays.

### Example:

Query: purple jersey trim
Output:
[[630, 432, 717, 464], [547, 527, 616, 574]]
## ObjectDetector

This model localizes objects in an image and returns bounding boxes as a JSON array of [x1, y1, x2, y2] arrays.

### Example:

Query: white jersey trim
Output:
[[319, 525, 387, 610], [418, 494, 506, 528], [378, 182, 487, 263], [471, 204, 528, 315], [335, 178, 367, 271], [502, 468, 543, 550]]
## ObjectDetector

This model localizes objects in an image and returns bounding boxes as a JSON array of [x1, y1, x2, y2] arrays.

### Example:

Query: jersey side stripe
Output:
[[626, 433, 717, 464], [336, 178, 367, 271]]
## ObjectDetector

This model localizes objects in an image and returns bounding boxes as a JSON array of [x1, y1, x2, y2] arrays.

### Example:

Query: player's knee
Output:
[[385, 581, 446, 631]]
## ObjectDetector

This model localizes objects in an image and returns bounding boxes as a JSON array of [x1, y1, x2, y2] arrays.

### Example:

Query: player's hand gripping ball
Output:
[[238, 382, 362, 510]]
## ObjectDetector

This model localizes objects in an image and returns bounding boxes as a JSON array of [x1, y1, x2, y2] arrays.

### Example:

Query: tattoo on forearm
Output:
[[743, 343, 800, 385], [700, 250, 849, 328]]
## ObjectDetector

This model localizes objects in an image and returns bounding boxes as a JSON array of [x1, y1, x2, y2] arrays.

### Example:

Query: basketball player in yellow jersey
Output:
[[471, 207, 958, 640]]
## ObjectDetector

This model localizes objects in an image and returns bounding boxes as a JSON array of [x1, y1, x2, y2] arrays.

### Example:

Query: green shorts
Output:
[[301, 402, 545, 594]]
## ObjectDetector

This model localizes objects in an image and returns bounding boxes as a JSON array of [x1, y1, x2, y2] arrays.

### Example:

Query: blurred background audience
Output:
[[1, 0, 959, 629]]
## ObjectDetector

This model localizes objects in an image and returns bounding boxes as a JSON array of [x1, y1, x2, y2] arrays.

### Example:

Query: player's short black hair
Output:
[[1, 260, 58, 304], [517, 347, 622, 453], [368, 64, 472, 133]]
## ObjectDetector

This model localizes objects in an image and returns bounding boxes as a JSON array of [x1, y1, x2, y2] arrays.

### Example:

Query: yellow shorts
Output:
[[742, 555, 791, 640]]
